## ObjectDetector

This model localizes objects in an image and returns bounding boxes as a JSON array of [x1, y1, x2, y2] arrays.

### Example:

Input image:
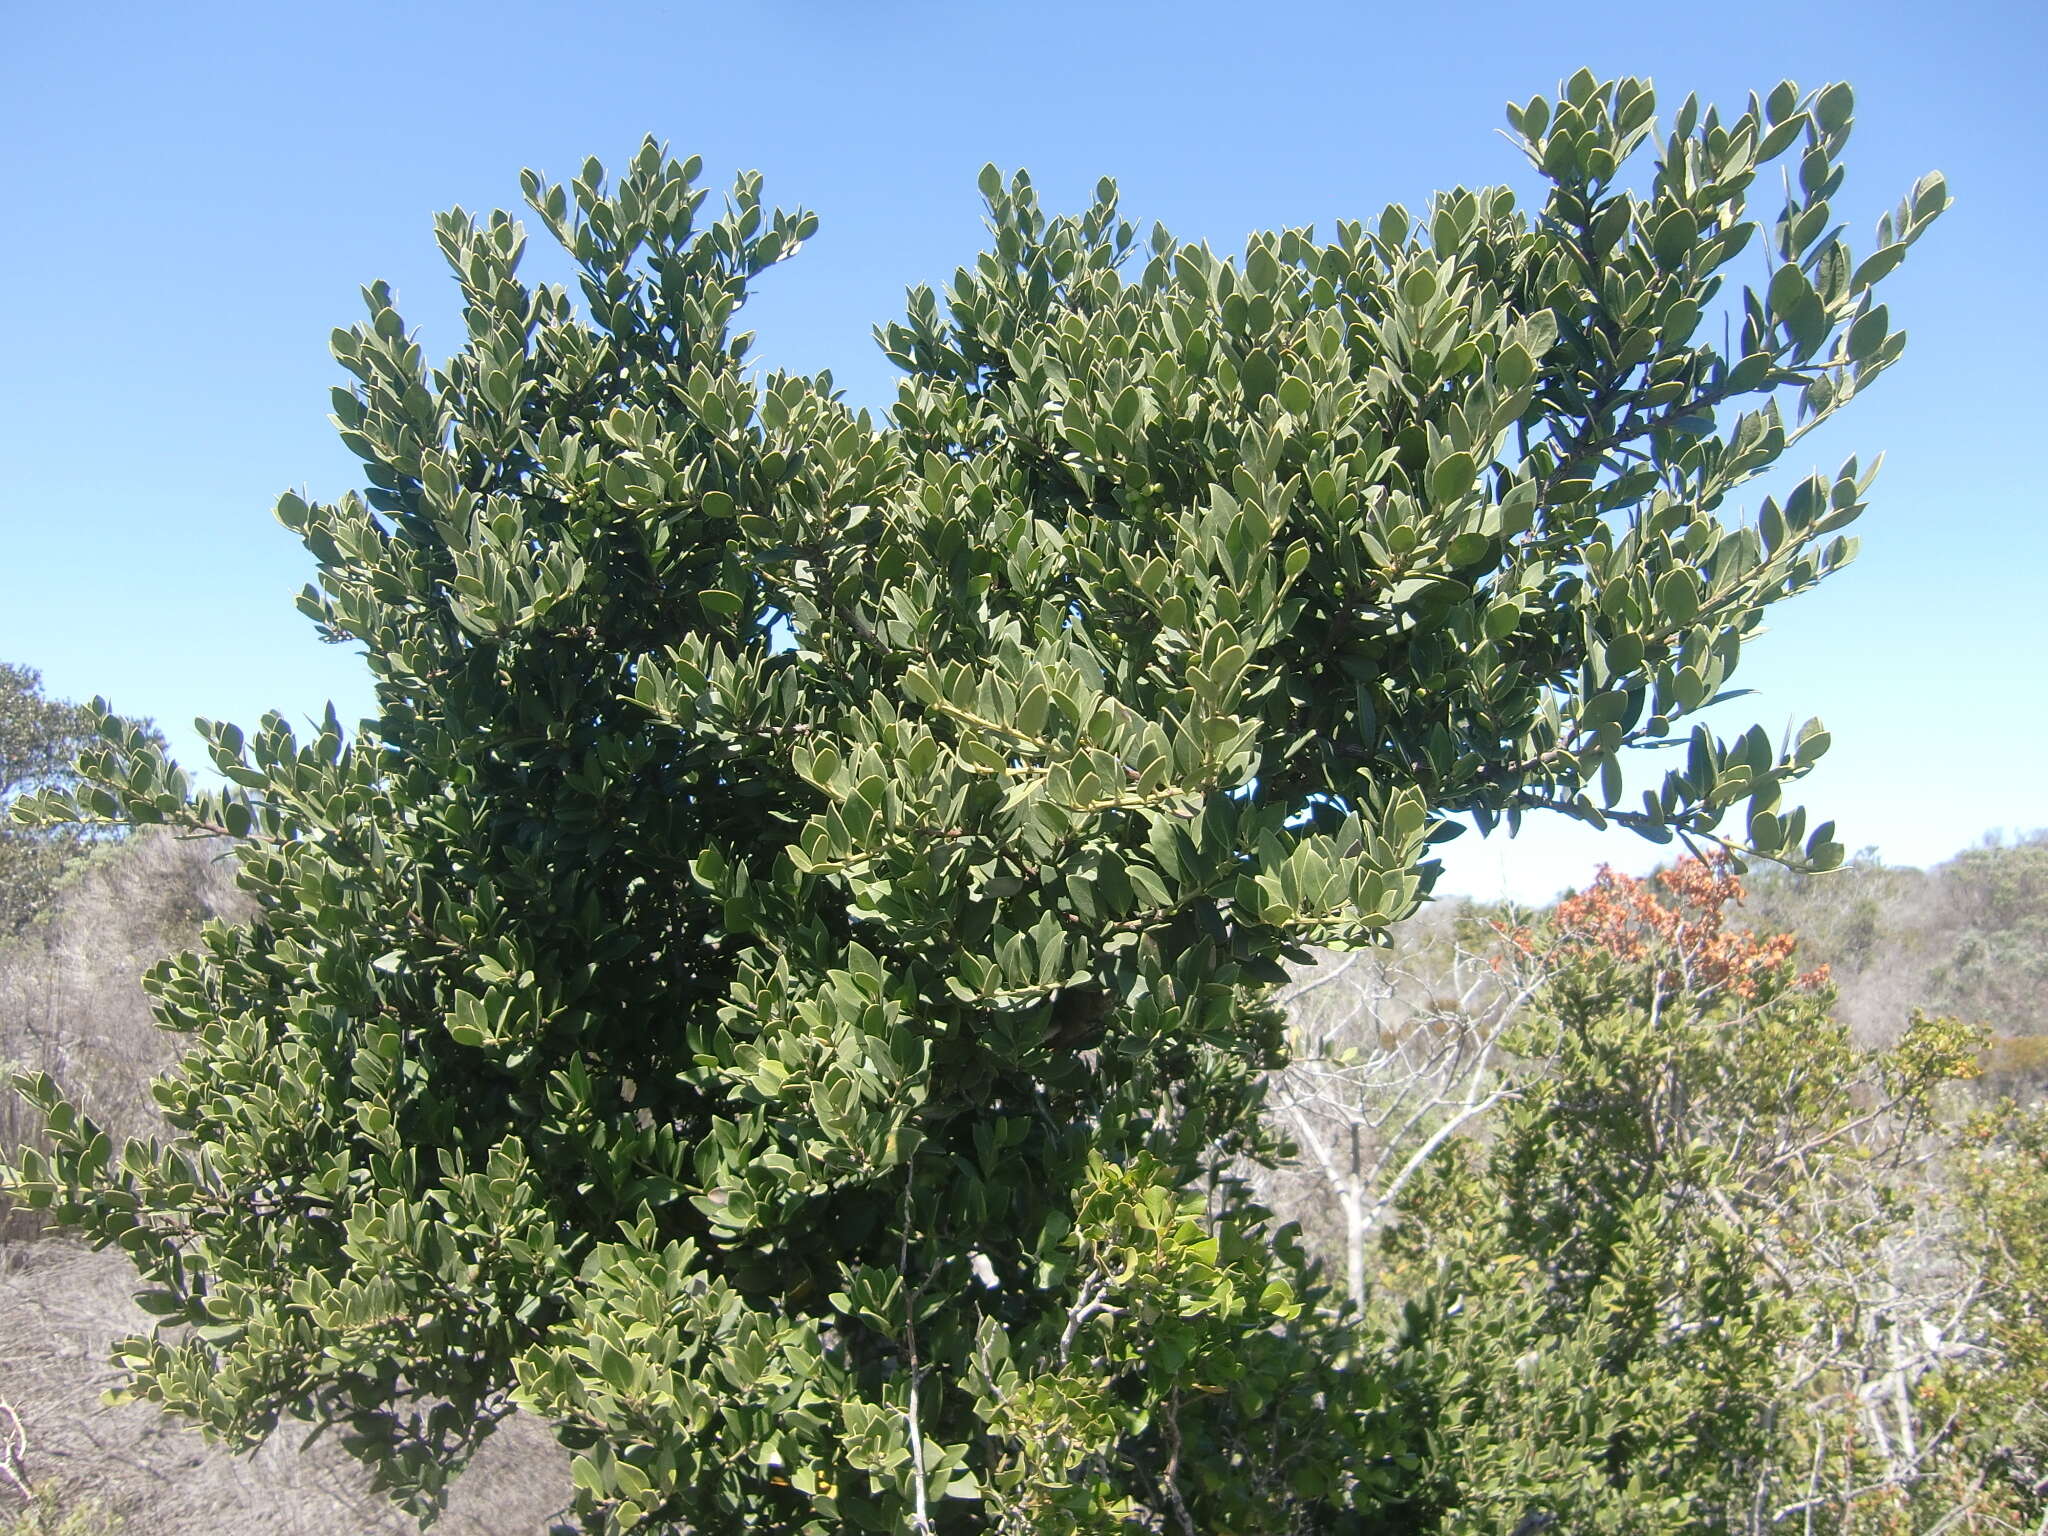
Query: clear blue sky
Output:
[[2, 0, 2040, 901]]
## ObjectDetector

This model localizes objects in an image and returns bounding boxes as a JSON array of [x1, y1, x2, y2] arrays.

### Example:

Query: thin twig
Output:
[[1158, 1390, 1197, 1536], [0, 1397, 31, 1504]]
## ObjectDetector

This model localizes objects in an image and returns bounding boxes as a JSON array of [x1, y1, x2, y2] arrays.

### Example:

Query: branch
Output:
[[0, 1398, 29, 1504], [898, 1170, 933, 1535], [1362, 1083, 1520, 1234], [1158, 1391, 1197, 1536], [1057, 1275, 1120, 1367]]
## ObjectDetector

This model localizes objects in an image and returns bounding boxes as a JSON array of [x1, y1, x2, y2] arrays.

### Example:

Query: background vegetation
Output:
[[3, 666, 2042, 1530]]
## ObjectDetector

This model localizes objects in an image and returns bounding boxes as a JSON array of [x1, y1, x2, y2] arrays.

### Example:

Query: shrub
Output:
[[1375, 861, 1990, 1532], [7, 74, 1943, 1532]]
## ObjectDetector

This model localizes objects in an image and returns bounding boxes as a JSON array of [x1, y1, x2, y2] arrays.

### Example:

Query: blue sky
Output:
[[2, 0, 2040, 901]]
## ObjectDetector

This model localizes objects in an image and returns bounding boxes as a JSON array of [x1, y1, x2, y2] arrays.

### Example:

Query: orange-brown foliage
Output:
[[1519, 855, 1830, 999]]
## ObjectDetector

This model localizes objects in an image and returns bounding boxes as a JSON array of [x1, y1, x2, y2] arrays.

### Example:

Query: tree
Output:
[[5, 73, 1945, 1533], [0, 665, 155, 933], [1374, 861, 1989, 1533]]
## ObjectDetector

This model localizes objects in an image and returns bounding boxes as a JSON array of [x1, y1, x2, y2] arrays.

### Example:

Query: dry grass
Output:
[[0, 1241, 569, 1535], [0, 832, 244, 1172]]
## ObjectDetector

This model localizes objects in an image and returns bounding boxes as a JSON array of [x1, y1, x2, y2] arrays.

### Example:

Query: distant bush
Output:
[[1982, 1032, 2048, 1100], [1930, 833, 2048, 1034], [1741, 832, 2048, 1047], [1367, 860, 1994, 1531]]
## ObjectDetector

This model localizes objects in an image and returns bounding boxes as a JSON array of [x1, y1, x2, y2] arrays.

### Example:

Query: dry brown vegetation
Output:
[[0, 1241, 565, 1535]]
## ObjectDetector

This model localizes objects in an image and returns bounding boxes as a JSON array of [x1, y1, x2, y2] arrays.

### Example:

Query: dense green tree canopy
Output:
[[8, 73, 1944, 1533]]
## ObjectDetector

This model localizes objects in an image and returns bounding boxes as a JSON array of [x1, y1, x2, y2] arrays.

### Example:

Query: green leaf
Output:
[[1848, 305, 1890, 362], [1446, 531, 1489, 567], [1430, 453, 1475, 505], [1815, 82, 1854, 134], [1495, 342, 1534, 391], [1652, 209, 1699, 267], [1769, 263, 1812, 321], [1656, 568, 1701, 625]]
